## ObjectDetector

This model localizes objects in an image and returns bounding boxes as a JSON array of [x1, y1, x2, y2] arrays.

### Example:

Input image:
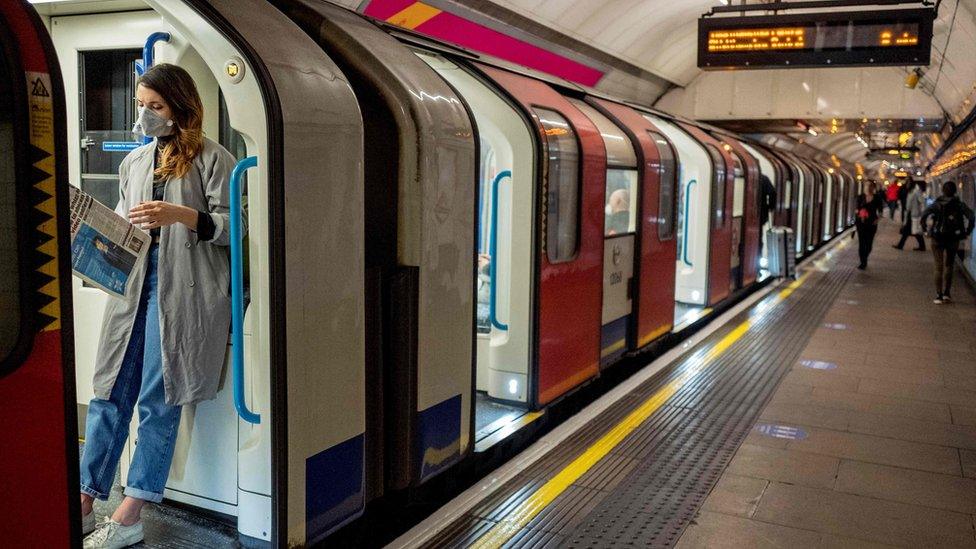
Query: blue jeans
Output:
[[80, 245, 182, 503]]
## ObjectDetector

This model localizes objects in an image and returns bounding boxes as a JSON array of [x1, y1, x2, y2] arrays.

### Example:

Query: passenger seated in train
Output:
[[78, 63, 242, 549], [605, 189, 631, 236], [477, 253, 491, 332]]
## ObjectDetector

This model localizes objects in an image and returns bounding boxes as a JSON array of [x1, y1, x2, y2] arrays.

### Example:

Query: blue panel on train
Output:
[[416, 394, 462, 483], [305, 434, 365, 546], [600, 316, 629, 363], [101, 141, 142, 152]]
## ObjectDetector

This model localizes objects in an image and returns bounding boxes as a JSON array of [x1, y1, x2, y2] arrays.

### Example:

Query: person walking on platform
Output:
[[898, 180, 909, 222], [855, 181, 884, 270], [78, 63, 242, 548], [893, 180, 927, 251], [920, 181, 975, 304], [885, 181, 900, 219]]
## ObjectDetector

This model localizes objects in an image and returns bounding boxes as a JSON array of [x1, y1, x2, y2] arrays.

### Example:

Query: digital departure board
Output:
[[698, 9, 934, 70]]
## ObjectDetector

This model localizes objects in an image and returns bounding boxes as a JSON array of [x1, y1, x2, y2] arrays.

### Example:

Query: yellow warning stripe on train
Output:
[[470, 273, 811, 548]]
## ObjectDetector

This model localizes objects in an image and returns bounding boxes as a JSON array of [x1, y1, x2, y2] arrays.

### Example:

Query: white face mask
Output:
[[605, 203, 613, 216], [133, 106, 175, 138]]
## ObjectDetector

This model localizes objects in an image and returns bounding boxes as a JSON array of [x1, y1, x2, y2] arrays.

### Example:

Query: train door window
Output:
[[79, 49, 140, 210], [731, 154, 745, 217], [651, 131, 677, 241], [705, 145, 726, 229], [0, 53, 19, 362], [534, 108, 580, 263], [568, 99, 637, 237]]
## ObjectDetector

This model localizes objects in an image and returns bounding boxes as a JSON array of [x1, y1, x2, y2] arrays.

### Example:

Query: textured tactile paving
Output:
[[426, 239, 854, 549]]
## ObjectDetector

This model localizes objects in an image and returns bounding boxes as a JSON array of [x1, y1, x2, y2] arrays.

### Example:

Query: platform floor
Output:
[[396, 218, 976, 549], [678, 219, 976, 548]]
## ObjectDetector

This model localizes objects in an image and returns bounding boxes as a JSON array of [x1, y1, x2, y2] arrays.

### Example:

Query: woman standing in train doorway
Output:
[[79, 63, 242, 549]]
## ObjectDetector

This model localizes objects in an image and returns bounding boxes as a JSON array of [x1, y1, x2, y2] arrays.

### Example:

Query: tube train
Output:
[[0, 0, 858, 546]]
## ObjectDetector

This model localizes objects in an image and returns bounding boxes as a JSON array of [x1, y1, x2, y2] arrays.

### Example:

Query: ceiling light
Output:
[[808, 128, 819, 136]]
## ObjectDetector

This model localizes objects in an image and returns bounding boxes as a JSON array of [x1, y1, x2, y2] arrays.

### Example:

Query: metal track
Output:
[[423, 244, 854, 549]]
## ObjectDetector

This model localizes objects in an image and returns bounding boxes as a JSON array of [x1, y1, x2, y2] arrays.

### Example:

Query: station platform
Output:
[[391, 218, 976, 549]]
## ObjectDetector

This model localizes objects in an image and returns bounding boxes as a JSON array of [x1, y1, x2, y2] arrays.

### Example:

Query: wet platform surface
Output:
[[678, 218, 976, 548]]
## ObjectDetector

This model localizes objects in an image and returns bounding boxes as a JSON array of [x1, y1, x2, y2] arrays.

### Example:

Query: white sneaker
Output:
[[83, 519, 144, 549], [82, 511, 96, 536]]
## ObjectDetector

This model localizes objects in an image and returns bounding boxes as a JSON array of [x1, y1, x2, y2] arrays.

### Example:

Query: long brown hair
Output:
[[137, 63, 204, 179]]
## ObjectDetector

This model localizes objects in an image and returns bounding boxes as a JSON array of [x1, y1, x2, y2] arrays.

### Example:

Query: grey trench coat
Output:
[[92, 137, 244, 405]]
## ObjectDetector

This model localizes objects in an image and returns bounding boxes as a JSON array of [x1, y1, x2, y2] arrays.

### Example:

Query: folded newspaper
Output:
[[69, 186, 150, 299]]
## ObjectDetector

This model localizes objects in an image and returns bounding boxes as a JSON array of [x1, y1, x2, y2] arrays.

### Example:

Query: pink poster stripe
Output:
[[363, 0, 604, 87]]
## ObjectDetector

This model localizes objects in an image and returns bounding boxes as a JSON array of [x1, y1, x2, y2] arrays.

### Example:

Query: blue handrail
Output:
[[230, 156, 260, 424], [682, 179, 696, 267], [137, 32, 170, 76], [489, 170, 511, 331]]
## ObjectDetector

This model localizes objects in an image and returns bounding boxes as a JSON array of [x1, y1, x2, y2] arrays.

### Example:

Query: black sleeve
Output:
[[195, 210, 216, 241]]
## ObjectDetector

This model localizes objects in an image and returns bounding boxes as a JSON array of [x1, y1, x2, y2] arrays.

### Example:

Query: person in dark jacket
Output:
[[897, 180, 909, 222], [920, 181, 975, 304], [855, 181, 885, 269]]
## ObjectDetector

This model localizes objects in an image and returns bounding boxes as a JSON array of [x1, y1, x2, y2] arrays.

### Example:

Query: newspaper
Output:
[[69, 186, 150, 299]]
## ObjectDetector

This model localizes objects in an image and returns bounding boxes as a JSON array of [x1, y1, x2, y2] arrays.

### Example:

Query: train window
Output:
[[0, 55, 19, 362], [650, 131, 677, 241], [706, 145, 726, 229], [605, 169, 638, 236], [732, 154, 745, 217], [534, 108, 580, 263]]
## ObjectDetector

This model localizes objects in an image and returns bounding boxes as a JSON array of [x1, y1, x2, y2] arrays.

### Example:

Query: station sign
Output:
[[698, 9, 934, 70]]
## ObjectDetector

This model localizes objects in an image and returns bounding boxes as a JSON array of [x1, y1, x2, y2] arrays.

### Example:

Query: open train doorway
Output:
[[47, 4, 275, 543], [416, 52, 535, 448], [13, 0, 370, 545], [644, 115, 713, 331]]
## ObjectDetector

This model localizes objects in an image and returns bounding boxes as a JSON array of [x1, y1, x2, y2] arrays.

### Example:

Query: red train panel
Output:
[[677, 123, 734, 306], [723, 136, 760, 287], [0, 2, 77, 546], [475, 64, 605, 406], [591, 98, 676, 347]]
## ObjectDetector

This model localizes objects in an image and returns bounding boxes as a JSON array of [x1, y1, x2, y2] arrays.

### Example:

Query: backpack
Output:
[[934, 199, 967, 240]]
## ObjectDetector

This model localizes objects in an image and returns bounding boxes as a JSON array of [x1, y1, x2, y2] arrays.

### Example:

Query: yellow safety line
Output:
[[386, 1, 441, 29], [471, 272, 812, 548]]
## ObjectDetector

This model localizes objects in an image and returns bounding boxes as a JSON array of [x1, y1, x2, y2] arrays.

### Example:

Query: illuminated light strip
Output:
[[385, 1, 441, 30], [470, 274, 811, 548]]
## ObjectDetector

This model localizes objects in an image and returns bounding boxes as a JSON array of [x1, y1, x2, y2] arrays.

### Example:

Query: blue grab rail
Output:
[[489, 170, 511, 331], [137, 32, 170, 76], [682, 179, 696, 267], [230, 156, 260, 424]]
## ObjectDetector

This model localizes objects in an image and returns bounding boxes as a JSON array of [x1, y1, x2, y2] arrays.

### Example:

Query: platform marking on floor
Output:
[[754, 423, 808, 440], [799, 359, 838, 370], [469, 272, 813, 548]]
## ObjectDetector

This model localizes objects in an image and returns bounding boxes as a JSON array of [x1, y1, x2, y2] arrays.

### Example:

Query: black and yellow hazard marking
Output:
[[26, 70, 60, 331]]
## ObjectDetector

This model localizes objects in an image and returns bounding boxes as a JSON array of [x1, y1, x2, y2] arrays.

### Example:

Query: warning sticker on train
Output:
[[26, 71, 61, 331]]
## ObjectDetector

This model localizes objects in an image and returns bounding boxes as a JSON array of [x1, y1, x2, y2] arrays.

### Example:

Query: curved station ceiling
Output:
[[336, 0, 976, 178]]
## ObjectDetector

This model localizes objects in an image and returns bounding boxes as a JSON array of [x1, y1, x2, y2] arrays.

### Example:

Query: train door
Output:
[[475, 64, 604, 407], [822, 168, 838, 240], [728, 154, 745, 289], [789, 156, 807, 256], [0, 3, 77, 545], [50, 7, 256, 524], [34, 1, 368, 545], [689, 128, 735, 305], [643, 115, 712, 329], [722, 138, 759, 288], [417, 52, 536, 444], [741, 142, 776, 275], [570, 99, 638, 365], [591, 98, 677, 349]]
